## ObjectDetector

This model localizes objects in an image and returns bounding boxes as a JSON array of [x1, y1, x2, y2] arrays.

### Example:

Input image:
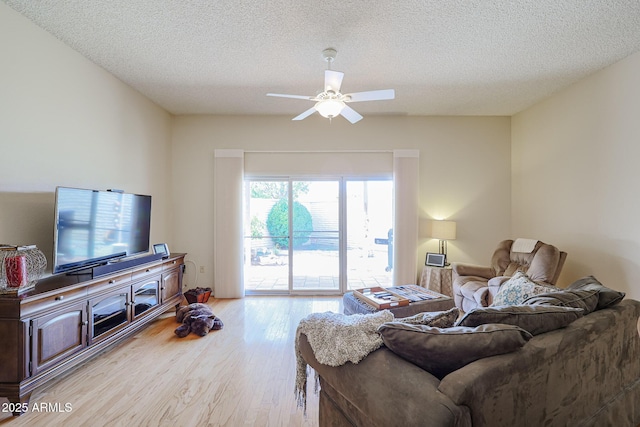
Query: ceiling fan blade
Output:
[[325, 70, 344, 92], [345, 89, 395, 102], [340, 105, 363, 124], [292, 107, 317, 121], [267, 93, 313, 100]]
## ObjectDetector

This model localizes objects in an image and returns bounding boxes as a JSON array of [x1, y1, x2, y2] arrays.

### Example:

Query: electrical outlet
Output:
[[199, 266, 205, 274]]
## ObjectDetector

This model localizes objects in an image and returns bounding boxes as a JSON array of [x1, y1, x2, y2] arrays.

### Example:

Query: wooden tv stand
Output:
[[0, 253, 186, 415]]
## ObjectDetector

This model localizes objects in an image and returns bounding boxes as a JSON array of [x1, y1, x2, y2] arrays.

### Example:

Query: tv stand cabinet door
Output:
[[88, 286, 131, 345], [31, 301, 87, 376], [161, 263, 182, 304], [132, 277, 161, 320]]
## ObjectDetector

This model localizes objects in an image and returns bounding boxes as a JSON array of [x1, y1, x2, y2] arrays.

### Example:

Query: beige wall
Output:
[[171, 115, 511, 288], [512, 51, 640, 300], [0, 3, 173, 272]]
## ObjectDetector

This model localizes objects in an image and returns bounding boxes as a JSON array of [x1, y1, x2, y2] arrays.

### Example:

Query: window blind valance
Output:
[[244, 151, 392, 177]]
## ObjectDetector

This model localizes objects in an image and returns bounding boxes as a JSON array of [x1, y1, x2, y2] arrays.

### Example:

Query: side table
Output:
[[420, 265, 453, 297]]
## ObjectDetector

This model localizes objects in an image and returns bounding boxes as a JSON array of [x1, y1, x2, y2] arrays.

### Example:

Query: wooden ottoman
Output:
[[343, 285, 454, 317]]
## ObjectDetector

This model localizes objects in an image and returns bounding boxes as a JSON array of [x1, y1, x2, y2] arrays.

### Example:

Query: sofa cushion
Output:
[[567, 275, 625, 309], [455, 305, 584, 335], [523, 289, 599, 314], [491, 271, 558, 306], [377, 322, 532, 379]]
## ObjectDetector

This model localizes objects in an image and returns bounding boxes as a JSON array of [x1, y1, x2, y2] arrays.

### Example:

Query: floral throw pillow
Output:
[[491, 271, 558, 307]]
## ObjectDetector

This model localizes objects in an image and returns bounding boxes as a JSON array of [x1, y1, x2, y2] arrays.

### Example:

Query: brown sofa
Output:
[[299, 298, 640, 427]]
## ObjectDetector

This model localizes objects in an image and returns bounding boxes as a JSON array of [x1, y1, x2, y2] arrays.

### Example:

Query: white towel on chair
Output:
[[512, 238, 538, 253]]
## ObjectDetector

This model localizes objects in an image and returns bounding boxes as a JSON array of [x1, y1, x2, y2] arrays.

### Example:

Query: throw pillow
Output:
[[455, 305, 584, 335], [377, 322, 532, 379], [567, 276, 625, 309], [491, 271, 558, 307], [522, 289, 599, 315], [396, 307, 460, 328]]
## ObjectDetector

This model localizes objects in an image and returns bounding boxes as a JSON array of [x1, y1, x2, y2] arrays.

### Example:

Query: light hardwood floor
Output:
[[0, 296, 342, 426]]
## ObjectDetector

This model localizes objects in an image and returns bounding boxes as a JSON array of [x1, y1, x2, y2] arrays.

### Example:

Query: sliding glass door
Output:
[[345, 180, 393, 290], [244, 178, 392, 295], [244, 180, 289, 292], [292, 181, 340, 291]]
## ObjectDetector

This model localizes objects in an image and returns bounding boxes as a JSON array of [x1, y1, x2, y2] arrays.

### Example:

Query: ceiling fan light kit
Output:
[[267, 48, 395, 124], [315, 99, 345, 118]]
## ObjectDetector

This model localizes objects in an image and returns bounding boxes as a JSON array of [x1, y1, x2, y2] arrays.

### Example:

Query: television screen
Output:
[[53, 187, 152, 273]]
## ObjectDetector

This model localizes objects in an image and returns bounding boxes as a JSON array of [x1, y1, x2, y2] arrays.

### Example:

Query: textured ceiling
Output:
[[4, 0, 640, 117]]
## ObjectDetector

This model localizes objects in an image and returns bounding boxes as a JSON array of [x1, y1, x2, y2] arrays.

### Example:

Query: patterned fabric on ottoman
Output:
[[343, 286, 455, 317]]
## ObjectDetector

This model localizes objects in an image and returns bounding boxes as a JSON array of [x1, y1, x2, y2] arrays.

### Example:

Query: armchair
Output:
[[452, 239, 567, 312]]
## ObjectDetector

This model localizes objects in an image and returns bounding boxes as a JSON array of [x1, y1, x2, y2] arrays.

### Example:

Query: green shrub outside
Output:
[[266, 199, 313, 249]]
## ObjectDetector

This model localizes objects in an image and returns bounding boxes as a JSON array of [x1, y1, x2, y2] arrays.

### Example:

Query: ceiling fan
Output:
[[267, 48, 395, 124]]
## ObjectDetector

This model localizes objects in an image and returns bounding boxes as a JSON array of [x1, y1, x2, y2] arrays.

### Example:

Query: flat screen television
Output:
[[53, 187, 152, 274]]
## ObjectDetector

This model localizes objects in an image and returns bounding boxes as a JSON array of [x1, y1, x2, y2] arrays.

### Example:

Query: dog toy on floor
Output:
[[175, 303, 224, 337]]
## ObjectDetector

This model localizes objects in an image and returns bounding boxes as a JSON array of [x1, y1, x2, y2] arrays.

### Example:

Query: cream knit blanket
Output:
[[294, 310, 393, 412]]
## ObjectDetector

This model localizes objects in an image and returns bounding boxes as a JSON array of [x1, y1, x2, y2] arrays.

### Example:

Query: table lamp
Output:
[[431, 220, 456, 265]]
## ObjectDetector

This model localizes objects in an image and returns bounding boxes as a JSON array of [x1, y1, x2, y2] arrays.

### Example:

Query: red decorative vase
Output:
[[5, 255, 27, 288]]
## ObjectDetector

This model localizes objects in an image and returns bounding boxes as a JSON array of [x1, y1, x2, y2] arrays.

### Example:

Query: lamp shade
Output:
[[431, 220, 456, 240]]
